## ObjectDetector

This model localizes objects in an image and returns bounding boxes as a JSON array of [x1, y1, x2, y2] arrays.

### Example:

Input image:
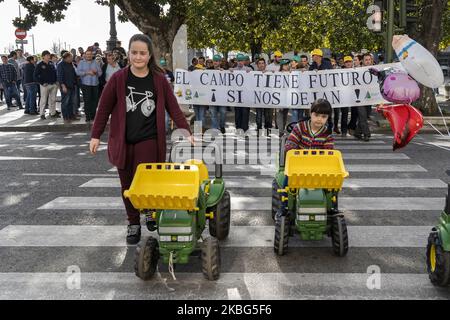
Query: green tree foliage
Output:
[[439, 0, 450, 50], [187, 0, 384, 55], [187, 0, 294, 57], [0, 0, 188, 66]]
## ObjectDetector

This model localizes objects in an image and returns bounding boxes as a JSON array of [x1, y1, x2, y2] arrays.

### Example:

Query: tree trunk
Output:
[[114, 0, 185, 71], [415, 0, 446, 115], [146, 29, 174, 70], [250, 41, 262, 61]]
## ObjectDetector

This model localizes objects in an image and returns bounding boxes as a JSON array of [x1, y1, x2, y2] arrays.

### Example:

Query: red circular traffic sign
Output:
[[15, 28, 27, 40]]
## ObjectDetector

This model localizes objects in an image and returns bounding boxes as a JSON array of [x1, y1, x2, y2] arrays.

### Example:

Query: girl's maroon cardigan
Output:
[[90, 66, 191, 170]]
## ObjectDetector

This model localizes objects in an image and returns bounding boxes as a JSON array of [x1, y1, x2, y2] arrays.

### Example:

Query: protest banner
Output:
[[174, 63, 404, 109]]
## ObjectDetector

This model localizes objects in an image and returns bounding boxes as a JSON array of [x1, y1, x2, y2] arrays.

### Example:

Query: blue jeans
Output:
[[209, 106, 226, 129], [24, 83, 38, 113], [290, 109, 304, 123], [194, 105, 206, 128], [3, 82, 22, 108], [61, 87, 76, 119]]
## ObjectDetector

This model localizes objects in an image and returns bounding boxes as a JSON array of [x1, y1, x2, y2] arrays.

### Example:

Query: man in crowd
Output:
[[198, 56, 206, 68], [208, 54, 227, 133], [76, 47, 102, 123], [255, 58, 273, 136], [297, 55, 310, 71], [0, 55, 23, 110], [338, 55, 354, 137], [112, 48, 127, 68], [267, 50, 283, 72], [188, 57, 198, 71], [230, 53, 252, 134], [78, 47, 85, 58], [22, 55, 38, 115], [8, 51, 22, 103], [244, 55, 254, 70], [353, 53, 373, 141], [34, 50, 59, 120], [99, 52, 121, 97], [309, 49, 333, 71], [16, 49, 27, 102], [57, 52, 78, 123], [309, 49, 334, 132]]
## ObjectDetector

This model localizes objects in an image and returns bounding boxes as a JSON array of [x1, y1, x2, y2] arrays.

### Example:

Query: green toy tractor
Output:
[[272, 125, 349, 256], [426, 179, 450, 287], [123, 141, 230, 281]]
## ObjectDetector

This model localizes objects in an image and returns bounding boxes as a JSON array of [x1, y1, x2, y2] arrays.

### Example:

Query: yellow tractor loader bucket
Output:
[[284, 149, 349, 190], [123, 163, 200, 210]]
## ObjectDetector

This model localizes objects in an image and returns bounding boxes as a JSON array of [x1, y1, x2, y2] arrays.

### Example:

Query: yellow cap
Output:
[[274, 50, 283, 57], [344, 56, 353, 62], [311, 49, 323, 57]]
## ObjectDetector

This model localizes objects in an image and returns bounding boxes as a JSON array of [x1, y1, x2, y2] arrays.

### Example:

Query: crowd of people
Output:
[[0, 42, 127, 124], [0, 44, 381, 141], [188, 49, 383, 141]]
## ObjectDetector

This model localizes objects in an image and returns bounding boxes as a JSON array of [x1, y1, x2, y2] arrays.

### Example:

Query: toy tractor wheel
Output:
[[274, 214, 289, 256], [134, 236, 159, 280], [209, 190, 231, 240], [201, 237, 221, 280], [331, 216, 349, 257], [427, 231, 450, 287], [271, 179, 281, 220]]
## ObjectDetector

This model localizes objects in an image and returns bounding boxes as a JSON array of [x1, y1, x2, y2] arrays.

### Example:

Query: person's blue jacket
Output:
[[23, 63, 36, 84], [57, 61, 77, 89], [309, 59, 333, 71], [34, 60, 57, 85]]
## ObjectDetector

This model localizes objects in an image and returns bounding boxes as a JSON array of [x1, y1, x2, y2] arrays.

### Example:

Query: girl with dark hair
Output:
[[90, 34, 193, 244]]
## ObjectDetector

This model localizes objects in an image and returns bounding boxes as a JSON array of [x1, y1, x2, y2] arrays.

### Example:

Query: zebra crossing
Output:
[[0, 132, 449, 300]]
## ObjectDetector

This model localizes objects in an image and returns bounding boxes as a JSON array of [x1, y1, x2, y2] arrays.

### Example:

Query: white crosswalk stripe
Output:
[[37, 196, 445, 211], [79, 178, 447, 189], [0, 225, 433, 247], [107, 164, 427, 173], [0, 272, 445, 300]]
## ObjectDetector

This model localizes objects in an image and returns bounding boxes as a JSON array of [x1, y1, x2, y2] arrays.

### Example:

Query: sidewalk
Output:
[[0, 100, 448, 135], [0, 101, 196, 133]]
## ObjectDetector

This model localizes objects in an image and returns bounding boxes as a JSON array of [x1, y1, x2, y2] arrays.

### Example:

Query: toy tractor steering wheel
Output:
[[169, 140, 223, 179], [286, 122, 297, 134]]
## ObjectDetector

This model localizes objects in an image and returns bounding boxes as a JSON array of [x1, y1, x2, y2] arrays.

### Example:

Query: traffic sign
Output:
[[15, 28, 27, 40], [15, 39, 28, 44]]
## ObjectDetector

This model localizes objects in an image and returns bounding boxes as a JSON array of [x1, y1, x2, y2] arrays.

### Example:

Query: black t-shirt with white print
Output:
[[125, 69, 157, 144]]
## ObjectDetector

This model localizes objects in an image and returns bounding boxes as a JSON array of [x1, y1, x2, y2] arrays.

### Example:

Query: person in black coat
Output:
[[23, 56, 38, 114]]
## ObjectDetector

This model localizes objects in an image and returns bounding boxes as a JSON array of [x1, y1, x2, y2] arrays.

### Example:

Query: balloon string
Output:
[[437, 104, 450, 137], [425, 121, 446, 137]]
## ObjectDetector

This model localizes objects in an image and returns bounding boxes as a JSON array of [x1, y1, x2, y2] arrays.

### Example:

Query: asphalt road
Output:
[[0, 129, 449, 300]]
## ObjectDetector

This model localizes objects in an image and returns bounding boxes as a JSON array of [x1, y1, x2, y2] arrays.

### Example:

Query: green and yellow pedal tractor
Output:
[[426, 180, 450, 287], [123, 141, 230, 281], [272, 126, 350, 256]]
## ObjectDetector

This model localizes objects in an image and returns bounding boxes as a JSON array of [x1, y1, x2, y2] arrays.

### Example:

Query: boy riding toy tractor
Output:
[[272, 99, 350, 257]]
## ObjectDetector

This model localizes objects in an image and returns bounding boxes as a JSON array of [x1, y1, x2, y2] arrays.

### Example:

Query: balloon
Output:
[[370, 67, 420, 104], [392, 35, 444, 88], [377, 104, 423, 151]]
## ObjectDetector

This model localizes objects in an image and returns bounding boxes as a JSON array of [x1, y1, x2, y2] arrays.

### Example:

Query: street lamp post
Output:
[[106, 3, 118, 51], [30, 34, 35, 55], [18, 5, 24, 51]]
